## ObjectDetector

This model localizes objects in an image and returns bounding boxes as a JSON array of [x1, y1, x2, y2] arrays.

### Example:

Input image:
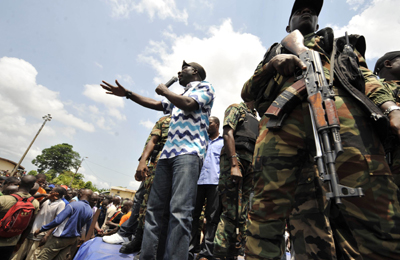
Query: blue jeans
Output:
[[140, 154, 202, 260]]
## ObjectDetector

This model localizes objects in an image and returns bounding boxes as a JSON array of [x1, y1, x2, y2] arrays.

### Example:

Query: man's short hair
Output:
[[289, 0, 323, 23], [4, 177, 19, 186], [374, 51, 400, 75], [54, 187, 65, 196], [210, 116, 220, 126], [36, 173, 46, 180]]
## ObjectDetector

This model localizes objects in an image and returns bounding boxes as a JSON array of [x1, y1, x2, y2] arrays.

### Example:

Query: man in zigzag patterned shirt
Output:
[[101, 60, 215, 260]]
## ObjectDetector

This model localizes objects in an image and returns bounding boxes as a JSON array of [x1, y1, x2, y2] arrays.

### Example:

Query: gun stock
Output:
[[281, 30, 309, 56]]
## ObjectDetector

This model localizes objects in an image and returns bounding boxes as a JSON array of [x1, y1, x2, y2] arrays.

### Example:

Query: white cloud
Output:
[[129, 180, 141, 190], [94, 62, 103, 69], [84, 172, 111, 189], [329, 0, 400, 60], [139, 19, 266, 124], [140, 119, 155, 129], [0, 57, 95, 163], [346, 0, 366, 10], [83, 84, 126, 121], [106, 0, 188, 23], [117, 74, 135, 86]]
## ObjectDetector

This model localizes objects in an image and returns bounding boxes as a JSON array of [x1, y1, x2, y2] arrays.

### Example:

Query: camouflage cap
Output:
[[374, 51, 400, 75], [182, 60, 206, 81], [289, 0, 323, 23]]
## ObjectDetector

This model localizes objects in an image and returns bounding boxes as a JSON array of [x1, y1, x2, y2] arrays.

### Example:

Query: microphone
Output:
[[165, 76, 178, 88]]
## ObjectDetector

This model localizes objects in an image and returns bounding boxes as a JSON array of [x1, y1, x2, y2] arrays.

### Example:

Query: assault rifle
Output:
[[265, 30, 363, 204]]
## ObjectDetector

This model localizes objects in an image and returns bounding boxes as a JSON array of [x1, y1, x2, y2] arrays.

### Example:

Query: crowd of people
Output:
[[0, 173, 134, 260], [2, 0, 400, 259]]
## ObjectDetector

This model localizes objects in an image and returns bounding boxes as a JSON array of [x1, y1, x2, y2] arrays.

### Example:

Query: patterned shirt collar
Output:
[[184, 81, 201, 92]]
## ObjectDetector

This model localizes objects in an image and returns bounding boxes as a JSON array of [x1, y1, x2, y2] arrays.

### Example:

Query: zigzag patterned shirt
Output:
[[160, 81, 215, 160]]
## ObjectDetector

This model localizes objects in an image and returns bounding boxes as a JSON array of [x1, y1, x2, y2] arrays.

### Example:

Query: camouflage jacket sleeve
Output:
[[242, 61, 266, 101], [358, 52, 395, 106], [383, 80, 400, 103], [223, 103, 243, 131]]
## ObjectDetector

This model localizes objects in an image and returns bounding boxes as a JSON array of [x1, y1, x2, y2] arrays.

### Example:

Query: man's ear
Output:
[[286, 25, 291, 33], [384, 60, 392, 69], [316, 24, 319, 31], [192, 69, 198, 76]]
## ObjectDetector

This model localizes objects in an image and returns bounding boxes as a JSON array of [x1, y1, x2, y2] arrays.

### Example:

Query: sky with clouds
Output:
[[1, 0, 398, 190]]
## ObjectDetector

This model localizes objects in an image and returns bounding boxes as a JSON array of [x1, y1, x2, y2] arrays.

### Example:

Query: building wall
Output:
[[110, 188, 136, 200], [0, 160, 16, 171]]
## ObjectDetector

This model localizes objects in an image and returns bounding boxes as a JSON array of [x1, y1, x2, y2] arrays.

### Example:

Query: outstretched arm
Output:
[[101, 80, 163, 111]]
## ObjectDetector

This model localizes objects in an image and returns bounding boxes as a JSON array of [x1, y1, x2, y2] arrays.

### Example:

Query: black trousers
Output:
[[188, 184, 221, 260]]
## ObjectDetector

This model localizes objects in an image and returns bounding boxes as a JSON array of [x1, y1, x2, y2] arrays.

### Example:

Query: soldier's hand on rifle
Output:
[[231, 165, 242, 183], [266, 54, 306, 77], [101, 80, 127, 97]]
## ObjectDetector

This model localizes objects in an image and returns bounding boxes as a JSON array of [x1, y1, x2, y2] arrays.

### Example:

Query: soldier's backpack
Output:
[[0, 194, 35, 238]]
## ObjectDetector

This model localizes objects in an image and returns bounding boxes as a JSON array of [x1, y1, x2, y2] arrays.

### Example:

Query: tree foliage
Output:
[[27, 170, 38, 176], [32, 143, 81, 173], [48, 170, 97, 191]]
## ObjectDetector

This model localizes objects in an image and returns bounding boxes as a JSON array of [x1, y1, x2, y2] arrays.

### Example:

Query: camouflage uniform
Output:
[[366, 79, 400, 186], [243, 31, 400, 260], [137, 115, 171, 229], [213, 102, 256, 258]]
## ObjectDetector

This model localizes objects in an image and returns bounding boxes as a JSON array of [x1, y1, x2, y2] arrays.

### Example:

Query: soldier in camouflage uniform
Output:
[[213, 101, 258, 260], [119, 115, 171, 255], [371, 51, 400, 186], [242, 1, 400, 259]]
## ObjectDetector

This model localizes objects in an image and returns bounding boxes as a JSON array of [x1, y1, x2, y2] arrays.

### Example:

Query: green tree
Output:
[[27, 170, 38, 176], [32, 143, 81, 173], [49, 170, 97, 191]]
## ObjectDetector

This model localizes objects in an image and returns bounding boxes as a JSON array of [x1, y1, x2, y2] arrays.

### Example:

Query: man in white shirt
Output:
[[12, 187, 65, 260]]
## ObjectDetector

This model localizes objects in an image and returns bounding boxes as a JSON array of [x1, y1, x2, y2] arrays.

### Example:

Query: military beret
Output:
[[374, 51, 400, 75], [289, 0, 323, 23], [182, 60, 206, 81]]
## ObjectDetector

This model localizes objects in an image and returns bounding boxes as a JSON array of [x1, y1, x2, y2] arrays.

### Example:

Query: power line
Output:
[[82, 161, 110, 184], [84, 159, 133, 178]]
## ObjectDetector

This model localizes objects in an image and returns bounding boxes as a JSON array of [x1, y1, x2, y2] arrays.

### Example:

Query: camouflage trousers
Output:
[[138, 167, 156, 229], [389, 145, 400, 187], [214, 153, 254, 258], [246, 90, 400, 260]]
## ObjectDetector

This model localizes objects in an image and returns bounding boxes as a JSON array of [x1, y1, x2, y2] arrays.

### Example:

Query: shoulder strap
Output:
[[10, 194, 22, 201]]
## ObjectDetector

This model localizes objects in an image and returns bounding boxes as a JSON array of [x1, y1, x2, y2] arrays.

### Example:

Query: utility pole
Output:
[[69, 157, 87, 188], [11, 114, 52, 176]]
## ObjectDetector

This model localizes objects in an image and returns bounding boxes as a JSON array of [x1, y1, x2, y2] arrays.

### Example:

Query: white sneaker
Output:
[[102, 233, 129, 244]]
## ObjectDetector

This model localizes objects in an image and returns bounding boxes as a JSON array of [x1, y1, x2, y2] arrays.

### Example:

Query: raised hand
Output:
[[100, 80, 127, 97]]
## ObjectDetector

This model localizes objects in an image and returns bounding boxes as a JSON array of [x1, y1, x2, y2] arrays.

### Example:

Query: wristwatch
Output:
[[383, 105, 400, 116], [125, 90, 133, 99]]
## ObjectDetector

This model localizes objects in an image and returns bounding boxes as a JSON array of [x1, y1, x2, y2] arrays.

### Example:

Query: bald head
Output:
[[20, 175, 37, 191], [30, 183, 40, 196], [122, 200, 134, 213], [80, 189, 93, 202], [4, 185, 18, 195], [89, 192, 99, 208]]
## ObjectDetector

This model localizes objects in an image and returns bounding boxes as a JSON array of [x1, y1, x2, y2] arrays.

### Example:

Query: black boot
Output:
[[119, 227, 144, 254]]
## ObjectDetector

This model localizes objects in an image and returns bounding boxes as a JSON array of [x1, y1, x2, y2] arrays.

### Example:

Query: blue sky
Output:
[[1, 0, 398, 190]]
